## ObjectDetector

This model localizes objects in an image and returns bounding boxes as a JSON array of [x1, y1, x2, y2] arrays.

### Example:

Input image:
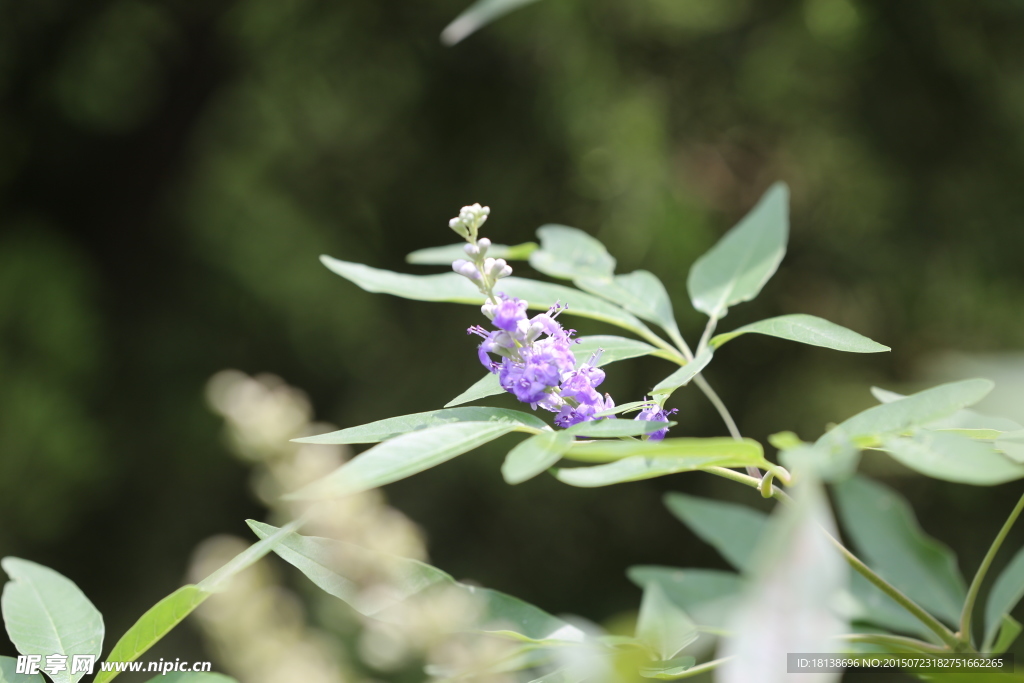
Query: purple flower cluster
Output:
[[470, 294, 614, 428], [635, 402, 678, 442]]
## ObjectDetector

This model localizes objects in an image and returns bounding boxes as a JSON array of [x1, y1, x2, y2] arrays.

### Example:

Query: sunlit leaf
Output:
[[650, 350, 712, 397], [565, 437, 764, 464], [1, 558, 103, 683], [294, 406, 547, 444], [833, 476, 966, 625], [555, 441, 765, 487], [662, 494, 766, 572], [406, 241, 537, 265], [881, 431, 1024, 485], [710, 314, 889, 353], [320, 258, 653, 336], [446, 373, 503, 408], [576, 270, 679, 333], [687, 183, 788, 320], [289, 422, 518, 499], [636, 582, 698, 660], [502, 430, 574, 485], [0, 656, 45, 683], [441, 0, 544, 45], [93, 586, 208, 683], [871, 387, 1023, 432], [717, 481, 846, 683], [638, 656, 697, 679], [248, 522, 585, 643], [984, 546, 1024, 650], [528, 225, 615, 280], [196, 519, 303, 593]]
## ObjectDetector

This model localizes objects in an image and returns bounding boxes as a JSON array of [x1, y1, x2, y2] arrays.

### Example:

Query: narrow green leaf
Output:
[[445, 335, 662, 408], [833, 476, 966, 625], [196, 519, 303, 593], [994, 614, 1022, 654], [639, 656, 697, 680], [881, 431, 1024, 485], [650, 350, 713, 397], [636, 582, 698, 660], [248, 522, 585, 643], [687, 183, 789, 319], [711, 314, 889, 353], [565, 420, 675, 439], [871, 387, 1023, 432], [446, 373, 503, 408], [718, 481, 846, 683], [663, 494, 766, 573], [93, 586, 209, 683], [627, 567, 744, 618], [575, 270, 678, 333], [984, 546, 1024, 650], [1, 559, 104, 683], [565, 437, 765, 464], [406, 242, 537, 265], [294, 407, 546, 444], [528, 225, 616, 280], [289, 422, 517, 499], [320, 258, 653, 337], [441, 0, 543, 45], [595, 401, 650, 417], [0, 657, 45, 683], [502, 431, 574, 485], [841, 379, 993, 440], [555, 448, 764, 487]]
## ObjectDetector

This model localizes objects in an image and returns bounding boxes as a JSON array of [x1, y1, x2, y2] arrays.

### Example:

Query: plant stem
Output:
[[959, 489, 1024, 647], [704, 467, 962, 650], [697, 315, 719, 355]]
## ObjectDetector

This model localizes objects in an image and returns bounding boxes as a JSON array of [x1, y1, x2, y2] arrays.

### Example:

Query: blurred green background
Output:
[[3, 0, 1024, 680]]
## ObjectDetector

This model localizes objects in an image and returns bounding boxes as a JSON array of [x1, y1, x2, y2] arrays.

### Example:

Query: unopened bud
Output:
[[463, 243, 480, 256], [478, 237, 492, 251], [497, 264, 513, 278]]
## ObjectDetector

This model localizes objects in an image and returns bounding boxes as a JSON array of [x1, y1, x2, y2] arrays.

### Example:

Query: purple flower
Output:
[[635, 402, 678, 441], [491, 296, 528, 332]]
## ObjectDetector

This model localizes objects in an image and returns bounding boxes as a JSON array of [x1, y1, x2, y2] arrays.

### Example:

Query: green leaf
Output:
[[627, 567, 744, 618], [718, 481, 846, 683], [687, 183, 789, 320], [565, 437, 765, 464], [833, 476, 966, 625], [662, 494, 766, 573], [845, 571, 937, 639], [639, 656, 698, 680], [445, 335, 663, 408], [141, 674, 237, 683], [502, 431, 574, 485], [881, 431, 1024, 485], [596, 401, 650, 417], [406, 242, 537, 265], [289, 422, 518, 499], [651, 350, 713, 397], [93, 587, 209, 683], [446, 373, 503, 408], [555, 442, 765, 487], [320, 258, 653, 336], [1, 558, 104, 683], [828, 379, 994, 444], [575, 271, 679, 333], [528, 225, 616, 280], [0, 656, 45, 683], [565, 420, 675, 439], [984, 546, 1024, 650], [247, 522, 585, 643], [990, 614, 1022, 654], [871, 387, 1023, 432], [636, 582, 698, 660], [196, 519, 303, 593], [294, 407, 546, 444], [441, 0, 544, 45], [710, 314, 889, 353]]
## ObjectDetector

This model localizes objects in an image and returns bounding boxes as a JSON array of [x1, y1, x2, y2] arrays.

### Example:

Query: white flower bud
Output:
[[497, 264, 513, 278], [482, 257, 496, 275], [477, 237, 491, 250], [463, 243, 479, 256]]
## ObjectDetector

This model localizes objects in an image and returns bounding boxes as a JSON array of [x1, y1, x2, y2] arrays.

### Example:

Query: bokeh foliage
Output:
[[3, 0, 1024, 676]]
